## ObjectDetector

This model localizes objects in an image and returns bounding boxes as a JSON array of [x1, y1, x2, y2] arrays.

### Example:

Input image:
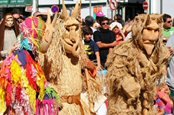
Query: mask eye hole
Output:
[[66, 27, 70, 31], [154, 28, 159, 32], [65, 25, 79, 31], [146, 28, 152, 31], [75, 25, 79, 31]]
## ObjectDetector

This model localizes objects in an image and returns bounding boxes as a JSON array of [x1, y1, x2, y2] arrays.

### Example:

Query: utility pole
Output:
[[89, 0, 92, 16], [160, 0, 163, 14], [32, 0, 38, 15]]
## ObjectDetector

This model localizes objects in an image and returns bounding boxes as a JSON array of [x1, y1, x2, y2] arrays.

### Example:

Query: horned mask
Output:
[[61, 0, 81, 58], [132, 14, 163, 56]]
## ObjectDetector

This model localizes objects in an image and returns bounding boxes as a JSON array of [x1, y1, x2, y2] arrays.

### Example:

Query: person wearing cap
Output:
[[85, 16, 95, 28], [85, 15, 97, 40], [93, 17, 116, 68], [110, 21, 125, 45]]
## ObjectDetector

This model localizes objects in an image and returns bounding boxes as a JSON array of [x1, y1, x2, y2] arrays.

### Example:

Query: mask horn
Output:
[[145, 14, 150, 26], [61, 0, 69, 20], [72, 0, 81, 18], [157, 14, 163, 23]]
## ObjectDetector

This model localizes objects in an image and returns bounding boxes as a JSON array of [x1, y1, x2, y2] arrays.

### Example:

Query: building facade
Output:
[[1, 0, 174, 23]]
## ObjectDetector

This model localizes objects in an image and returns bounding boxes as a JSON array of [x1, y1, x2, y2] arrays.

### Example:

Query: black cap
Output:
[[85, 16, 95, 27]]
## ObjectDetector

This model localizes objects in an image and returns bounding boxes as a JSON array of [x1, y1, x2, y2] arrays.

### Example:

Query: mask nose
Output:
[[71, 38, 76, 43], [69, 29, 77, 43], [146, 22, 159, 31]]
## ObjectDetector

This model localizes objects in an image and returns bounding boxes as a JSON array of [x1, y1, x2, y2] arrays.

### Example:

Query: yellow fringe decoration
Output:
[[20, 69, 29, 88], [0, 88, 6, 114], [21, 69, 37, 112], [11, 57, 21, 85], [26, 85, 36, 112], [35, 64, 46, 100], [10, 56, 38, 112]]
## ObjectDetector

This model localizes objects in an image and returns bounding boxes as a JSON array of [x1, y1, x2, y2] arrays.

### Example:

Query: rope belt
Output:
[[61, 94, 84, 115]]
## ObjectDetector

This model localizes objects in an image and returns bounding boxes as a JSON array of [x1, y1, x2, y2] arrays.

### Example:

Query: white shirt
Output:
[[3, 29, 17, 53]]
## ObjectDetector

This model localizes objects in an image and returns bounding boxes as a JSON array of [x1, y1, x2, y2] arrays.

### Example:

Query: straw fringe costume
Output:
[[39, 1, 85, 114], [39, 1, 105, 115], [106, 14, 170, 115]]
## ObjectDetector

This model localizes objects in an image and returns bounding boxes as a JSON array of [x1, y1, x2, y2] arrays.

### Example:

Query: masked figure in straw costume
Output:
[[39, 0, 106, 114], [0, 12, 58, 114], [106, 14, 170, 115]]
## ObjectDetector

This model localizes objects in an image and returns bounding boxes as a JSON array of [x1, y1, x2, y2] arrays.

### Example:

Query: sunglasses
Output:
[[102, 22, 109, 25], [167, 21, 172, 23]]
